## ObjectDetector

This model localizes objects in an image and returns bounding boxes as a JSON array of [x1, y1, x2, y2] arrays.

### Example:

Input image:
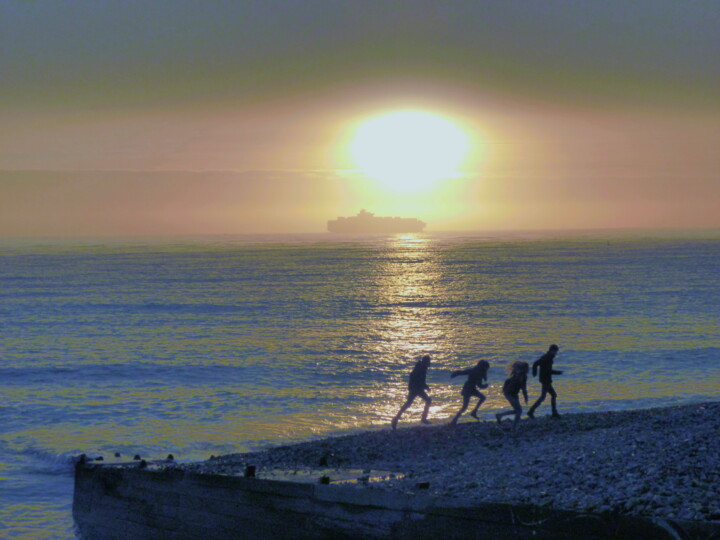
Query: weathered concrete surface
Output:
[[73, 463, 720, 539]]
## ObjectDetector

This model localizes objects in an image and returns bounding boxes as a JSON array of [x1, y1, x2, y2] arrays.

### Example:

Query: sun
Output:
[[349, 111, 470, 192]]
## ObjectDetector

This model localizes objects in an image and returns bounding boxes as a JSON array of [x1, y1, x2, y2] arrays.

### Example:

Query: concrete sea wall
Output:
[[73, 463, 720, 539]]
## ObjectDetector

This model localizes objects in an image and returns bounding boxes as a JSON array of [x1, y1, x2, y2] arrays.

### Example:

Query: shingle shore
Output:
[[185, 402, 720, 523]]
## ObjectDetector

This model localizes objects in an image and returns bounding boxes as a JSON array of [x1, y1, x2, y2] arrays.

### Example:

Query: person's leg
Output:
[[470, 393, 486, 419], [496, 394, 517, 423], [419, 390, 432, 424], [548, 384, 559, 417], [511, 396, 523, 429], [528, 385, 548, 418], [495, 410, 508, 423], [391, 393, 416, 429], [451, 394, 471, 425]]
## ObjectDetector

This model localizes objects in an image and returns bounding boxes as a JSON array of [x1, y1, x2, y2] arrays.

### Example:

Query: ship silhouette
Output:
[[327, 210, 426, 233]]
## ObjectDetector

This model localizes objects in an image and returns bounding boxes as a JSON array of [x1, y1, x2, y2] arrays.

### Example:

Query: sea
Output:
[[1, 230, 719, 538]]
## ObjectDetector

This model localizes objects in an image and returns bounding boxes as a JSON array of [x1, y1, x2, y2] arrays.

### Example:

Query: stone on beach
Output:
[[183, 402, 720, 522]]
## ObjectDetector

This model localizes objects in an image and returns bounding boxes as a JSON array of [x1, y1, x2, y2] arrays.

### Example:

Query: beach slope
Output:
[[74, 403, 720, 539], [192, 402, 720, 522]]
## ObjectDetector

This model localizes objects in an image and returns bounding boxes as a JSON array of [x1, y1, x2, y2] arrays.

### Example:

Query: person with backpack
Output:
[[495, 361, 529, 431]]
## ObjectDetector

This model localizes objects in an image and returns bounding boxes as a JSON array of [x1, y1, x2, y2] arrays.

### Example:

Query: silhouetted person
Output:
[[495, 361, 529, 431], [528, 344, 562, 419], [391, 355, 432, 429], [449, 360, 489, 425]]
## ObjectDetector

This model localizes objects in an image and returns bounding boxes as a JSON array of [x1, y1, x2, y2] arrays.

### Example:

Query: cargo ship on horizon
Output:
[[327, 209, 426, 233]]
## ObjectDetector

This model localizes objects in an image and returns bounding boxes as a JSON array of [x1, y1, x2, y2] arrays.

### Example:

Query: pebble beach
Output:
[[186, 402, 720, 524]]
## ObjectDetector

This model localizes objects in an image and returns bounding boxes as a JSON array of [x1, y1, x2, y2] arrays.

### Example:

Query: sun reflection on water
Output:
[[363, 235, 459, 424]]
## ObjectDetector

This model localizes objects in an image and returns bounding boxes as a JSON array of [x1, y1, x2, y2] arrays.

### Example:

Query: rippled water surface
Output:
[[1, 231, 719, 537]]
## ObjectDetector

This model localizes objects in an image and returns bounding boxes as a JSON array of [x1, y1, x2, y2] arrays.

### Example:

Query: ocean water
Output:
[[1, 230, 719, 538]]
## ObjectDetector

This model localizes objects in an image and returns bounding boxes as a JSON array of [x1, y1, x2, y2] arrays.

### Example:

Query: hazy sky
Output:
[[2, 1, 719, 236]]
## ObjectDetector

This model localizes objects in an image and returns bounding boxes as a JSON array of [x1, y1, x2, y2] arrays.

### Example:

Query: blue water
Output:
[[1, 230, 719, 538]]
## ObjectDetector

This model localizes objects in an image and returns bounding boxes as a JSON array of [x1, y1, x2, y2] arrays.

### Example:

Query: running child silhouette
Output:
[[449, 360, 490, 425], [495, 361, 529, 431], [391, 355, 432, 430], [528, 344, 563, 419]]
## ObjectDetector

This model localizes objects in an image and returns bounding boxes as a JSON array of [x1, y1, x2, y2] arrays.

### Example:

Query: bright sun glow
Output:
[[350, 111, 470, 192]]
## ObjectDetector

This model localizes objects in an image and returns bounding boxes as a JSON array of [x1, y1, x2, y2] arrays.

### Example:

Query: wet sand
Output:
[[184, 402, 720, 523]]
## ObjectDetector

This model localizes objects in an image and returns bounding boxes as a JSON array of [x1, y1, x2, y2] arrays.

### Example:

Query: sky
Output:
[[1, 0, 719, 236]]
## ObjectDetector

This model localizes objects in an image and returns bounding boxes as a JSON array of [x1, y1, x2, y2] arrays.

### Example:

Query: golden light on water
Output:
[[364, 235, 459, 423], [359, 235, 544, 426], [348, 111, 471, 193]]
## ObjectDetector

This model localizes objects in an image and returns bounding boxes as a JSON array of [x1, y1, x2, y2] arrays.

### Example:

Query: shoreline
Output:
[[184, 401, 720, 523]]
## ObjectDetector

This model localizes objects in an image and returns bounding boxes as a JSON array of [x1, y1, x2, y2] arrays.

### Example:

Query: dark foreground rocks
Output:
[[187, 402, 720, 523]]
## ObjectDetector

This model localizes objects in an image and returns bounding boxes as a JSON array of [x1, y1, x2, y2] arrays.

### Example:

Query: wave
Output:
[[0, 362, 253, 387], [0, 441, 78, 477]]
